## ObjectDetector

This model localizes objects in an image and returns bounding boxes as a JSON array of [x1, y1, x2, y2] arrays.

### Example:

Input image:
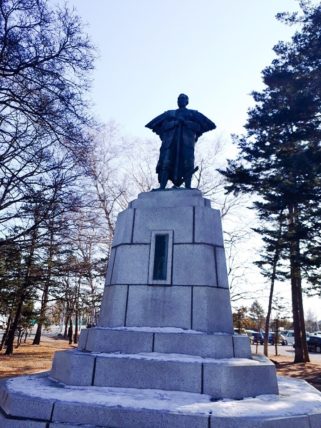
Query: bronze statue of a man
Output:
[[146, 94, 216, 189]]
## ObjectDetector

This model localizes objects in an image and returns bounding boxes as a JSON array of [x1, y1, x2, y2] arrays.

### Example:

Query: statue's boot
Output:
[[185, 174, 192, 189], [159, 171, 169, 189]]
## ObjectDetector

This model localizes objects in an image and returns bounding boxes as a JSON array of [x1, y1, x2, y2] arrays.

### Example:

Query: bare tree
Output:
[[0, 0, 95, 244]]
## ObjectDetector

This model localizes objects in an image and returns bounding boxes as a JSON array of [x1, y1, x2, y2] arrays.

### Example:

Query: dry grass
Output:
[[0, 336, 75, 378], [271, 354, 321, 392]]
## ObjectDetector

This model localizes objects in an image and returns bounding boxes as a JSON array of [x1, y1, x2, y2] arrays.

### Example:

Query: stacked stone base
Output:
[[1, 327, 321, 427], [49, 327, 277, 400], [1, 373, 321, 428], [1, 190, 321, 426]]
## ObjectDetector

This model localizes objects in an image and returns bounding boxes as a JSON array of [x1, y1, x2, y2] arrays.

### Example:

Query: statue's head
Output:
[[177, 93, 189, 108]]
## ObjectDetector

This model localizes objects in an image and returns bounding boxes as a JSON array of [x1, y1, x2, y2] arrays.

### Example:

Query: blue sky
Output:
[[66, 0, 301, 140], [63, 0, 321, 317]]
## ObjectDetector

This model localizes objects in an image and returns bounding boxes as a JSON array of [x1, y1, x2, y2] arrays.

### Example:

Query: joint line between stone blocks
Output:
[[201, 362, 204, 394], [130, 208, 136, 243], [109, 246, 117, 286], [124, 285, 129, 326], [49, 400, 55, 423], [91, 356, 97, 386], [152, 333, 155, 351]]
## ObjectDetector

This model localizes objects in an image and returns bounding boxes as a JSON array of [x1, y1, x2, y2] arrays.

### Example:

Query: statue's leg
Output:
[[183, 144, 195, 189], [184, 174, 192, 189], [159, 170, 169, 189]]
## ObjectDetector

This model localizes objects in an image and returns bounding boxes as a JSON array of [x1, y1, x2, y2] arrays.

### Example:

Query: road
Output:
[[251, 344, 321, 363]]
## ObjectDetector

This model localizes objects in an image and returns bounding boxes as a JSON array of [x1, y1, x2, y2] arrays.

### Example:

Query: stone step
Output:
[[1, 374, 321, 428], [78, 326, 251, 359], [51, 350, 278, 399]]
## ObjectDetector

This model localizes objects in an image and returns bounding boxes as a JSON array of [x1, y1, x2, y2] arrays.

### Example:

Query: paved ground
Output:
[[251, 343, 321, 363]]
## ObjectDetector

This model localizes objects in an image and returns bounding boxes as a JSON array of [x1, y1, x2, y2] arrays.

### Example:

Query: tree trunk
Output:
[[73, 311, 78, 344], [288, 204, 310, 363], [64, 315, 70, 339], [33, 322, 42, 345], [274, 318, 279, 356], [264, 261, 277, 357], [16, 329, 23, 348], [263, 214, 283, 357], [5, 297, 24, 355], [5, 218, 38, 355], [68, 318, 73, 345], [33, 284, 49, 345], [0, 314, 12, 351], [33, 224, 55, 345]]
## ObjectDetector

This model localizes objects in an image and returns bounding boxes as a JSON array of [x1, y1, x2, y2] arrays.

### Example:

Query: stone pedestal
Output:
[[1, 189, 321, 427], [98, 189, 233, 334]]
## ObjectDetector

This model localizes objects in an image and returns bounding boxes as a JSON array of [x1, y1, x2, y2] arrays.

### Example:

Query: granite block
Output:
[[232, 335, 252, 358], [194, 207, 224, 246], [1, 389, 53, 420], [53, 401, 208, 428], [51, 350, 95, 386], [154, 332, 234, 358], [112, 208, 135, 247], [50, 424, 97, 428], [85, 328, 153, 353], [93, 354, 202, 392], [0, 381, 8, 406], [192, 287, 234, 334], [215, 247, 229, 288], [105, 247, 116, 285], [111, 245, 149, 285], [126, 285, 191, 329], [173, 244, 216, 286], [203, 358, 278, 399], [98, 285, 128, 327], [133, 206, 193, 243], [130, 188, 206, 209], [262, 416, 311, 427], [77, 328, 89, 351], [0, 413, 47, 428], [210, 418, 263, 428], [309, 413, 321, 428]]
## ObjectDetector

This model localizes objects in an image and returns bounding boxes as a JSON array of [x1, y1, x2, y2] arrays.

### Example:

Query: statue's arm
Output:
[[145, 111, 169, 134], [191, 110, 216, 132]]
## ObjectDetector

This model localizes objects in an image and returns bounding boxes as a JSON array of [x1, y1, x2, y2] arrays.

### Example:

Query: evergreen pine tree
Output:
[[220, 1, 321, 363]]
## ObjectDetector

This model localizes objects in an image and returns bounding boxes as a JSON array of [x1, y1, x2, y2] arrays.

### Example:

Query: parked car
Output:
[[307, 335, 321, 353], [268, 332, 288, 346], [251, 332, 264, 345], [284, 330, 295, 345]]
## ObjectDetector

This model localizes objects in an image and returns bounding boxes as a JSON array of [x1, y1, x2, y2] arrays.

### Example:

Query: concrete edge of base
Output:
[[0, 375, 321, 428]]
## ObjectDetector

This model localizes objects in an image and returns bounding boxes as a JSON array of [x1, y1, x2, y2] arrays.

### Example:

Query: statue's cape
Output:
[[145, 109, 216, 137]]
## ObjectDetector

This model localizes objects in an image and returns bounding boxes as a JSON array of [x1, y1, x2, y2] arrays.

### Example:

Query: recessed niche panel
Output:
[[148, 230, 173, 285]]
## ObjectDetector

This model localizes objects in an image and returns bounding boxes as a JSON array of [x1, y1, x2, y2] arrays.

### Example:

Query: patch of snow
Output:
[[92, 326, 230, 335], [90, 352, 261, 365], [5, 375, 321, 418]]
